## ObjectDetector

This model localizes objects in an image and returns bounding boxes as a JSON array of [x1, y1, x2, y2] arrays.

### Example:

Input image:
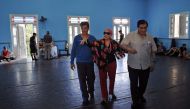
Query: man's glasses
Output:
[[103, 32, 111, 35]]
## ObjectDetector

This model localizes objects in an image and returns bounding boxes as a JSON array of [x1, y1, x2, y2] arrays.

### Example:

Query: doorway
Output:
[[67, 16, 89, 45], [113, 17, 130, 41], [10, 15, 38, 59]]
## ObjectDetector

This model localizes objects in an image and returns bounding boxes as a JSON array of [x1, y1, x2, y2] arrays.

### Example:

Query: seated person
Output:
[[51, 43, 58, 58], [156, 42, 166, 55], [179, 44, 190, 59], [39, 38, 44, 49], [165, 45, 179, 57], [0, 46, 10, 62]]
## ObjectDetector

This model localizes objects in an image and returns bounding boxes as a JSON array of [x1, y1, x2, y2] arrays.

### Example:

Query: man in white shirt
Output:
[[51, 44, 58, 58], [120, 20, 157, 109]]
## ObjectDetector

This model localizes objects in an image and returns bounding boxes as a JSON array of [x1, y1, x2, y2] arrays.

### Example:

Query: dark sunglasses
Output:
[[103, 32, 111, 35]]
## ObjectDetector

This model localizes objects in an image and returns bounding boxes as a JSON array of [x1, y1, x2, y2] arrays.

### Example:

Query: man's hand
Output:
[[120, 44, 137, 54], [128, 48, 137, 54], [80, 38, 88, 45], [71, 64, 75, 70]]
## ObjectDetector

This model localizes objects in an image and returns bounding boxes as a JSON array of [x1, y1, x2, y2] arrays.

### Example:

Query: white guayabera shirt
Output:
[[121, 31, 157, 70]]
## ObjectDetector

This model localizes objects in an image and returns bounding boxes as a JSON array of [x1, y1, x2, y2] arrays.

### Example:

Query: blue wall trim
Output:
[[0, 0, 146, 42]]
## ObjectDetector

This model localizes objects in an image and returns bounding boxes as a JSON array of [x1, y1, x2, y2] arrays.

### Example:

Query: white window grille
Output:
[[169, 12, 189, 39], [113, 17, 130, 41], [67, 16, 89, 45]]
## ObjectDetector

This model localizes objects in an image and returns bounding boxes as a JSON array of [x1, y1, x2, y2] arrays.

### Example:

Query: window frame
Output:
[[67, 16, 90, 45], [112, 17, 130, 42], [169, 12, 189, 39]]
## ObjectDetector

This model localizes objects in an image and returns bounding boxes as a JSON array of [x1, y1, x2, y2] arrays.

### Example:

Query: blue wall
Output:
[[146, 0, 190, 49], [0, 0, 146, 43], [1, 0, 190, 50]]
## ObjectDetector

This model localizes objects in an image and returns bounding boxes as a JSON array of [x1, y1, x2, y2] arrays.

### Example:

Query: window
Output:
[[67, 16, 89, 45], [11, 16, 37, 23], [113, 17, 130, 41], [169, 12, 189, 39]]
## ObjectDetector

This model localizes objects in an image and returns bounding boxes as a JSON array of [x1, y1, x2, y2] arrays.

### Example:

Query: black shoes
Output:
[[32, 58, 38, 61], [100, 94, 117, 106], [111, 94, 117, 101], [89, 93, 94, 100], [140, 96, 146, 103], [131, 96, 146, 109], [82, 93, 94, 106], [101, 100, 108, 105], [108, 94, 117, 101], [82, 100, 90, 106], [131, 103, 140, 109]]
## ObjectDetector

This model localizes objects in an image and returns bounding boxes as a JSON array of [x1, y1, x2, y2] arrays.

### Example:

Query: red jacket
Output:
[[2, 50, 10, 58]]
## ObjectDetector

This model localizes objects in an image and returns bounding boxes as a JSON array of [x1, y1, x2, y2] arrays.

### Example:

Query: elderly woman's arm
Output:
[[111, 40, 125, 59], [120, 43, 137, 54]]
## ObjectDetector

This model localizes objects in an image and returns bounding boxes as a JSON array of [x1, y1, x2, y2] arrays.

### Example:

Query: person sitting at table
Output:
[[51, 42, 58, 58], [0, 46, 11, 62]]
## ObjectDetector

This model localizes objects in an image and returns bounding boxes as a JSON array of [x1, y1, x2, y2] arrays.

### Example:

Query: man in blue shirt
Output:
[[70, 22, 96, 106]]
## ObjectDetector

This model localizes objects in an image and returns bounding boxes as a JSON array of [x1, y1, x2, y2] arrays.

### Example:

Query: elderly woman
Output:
[[83, 28, 125, 105]]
